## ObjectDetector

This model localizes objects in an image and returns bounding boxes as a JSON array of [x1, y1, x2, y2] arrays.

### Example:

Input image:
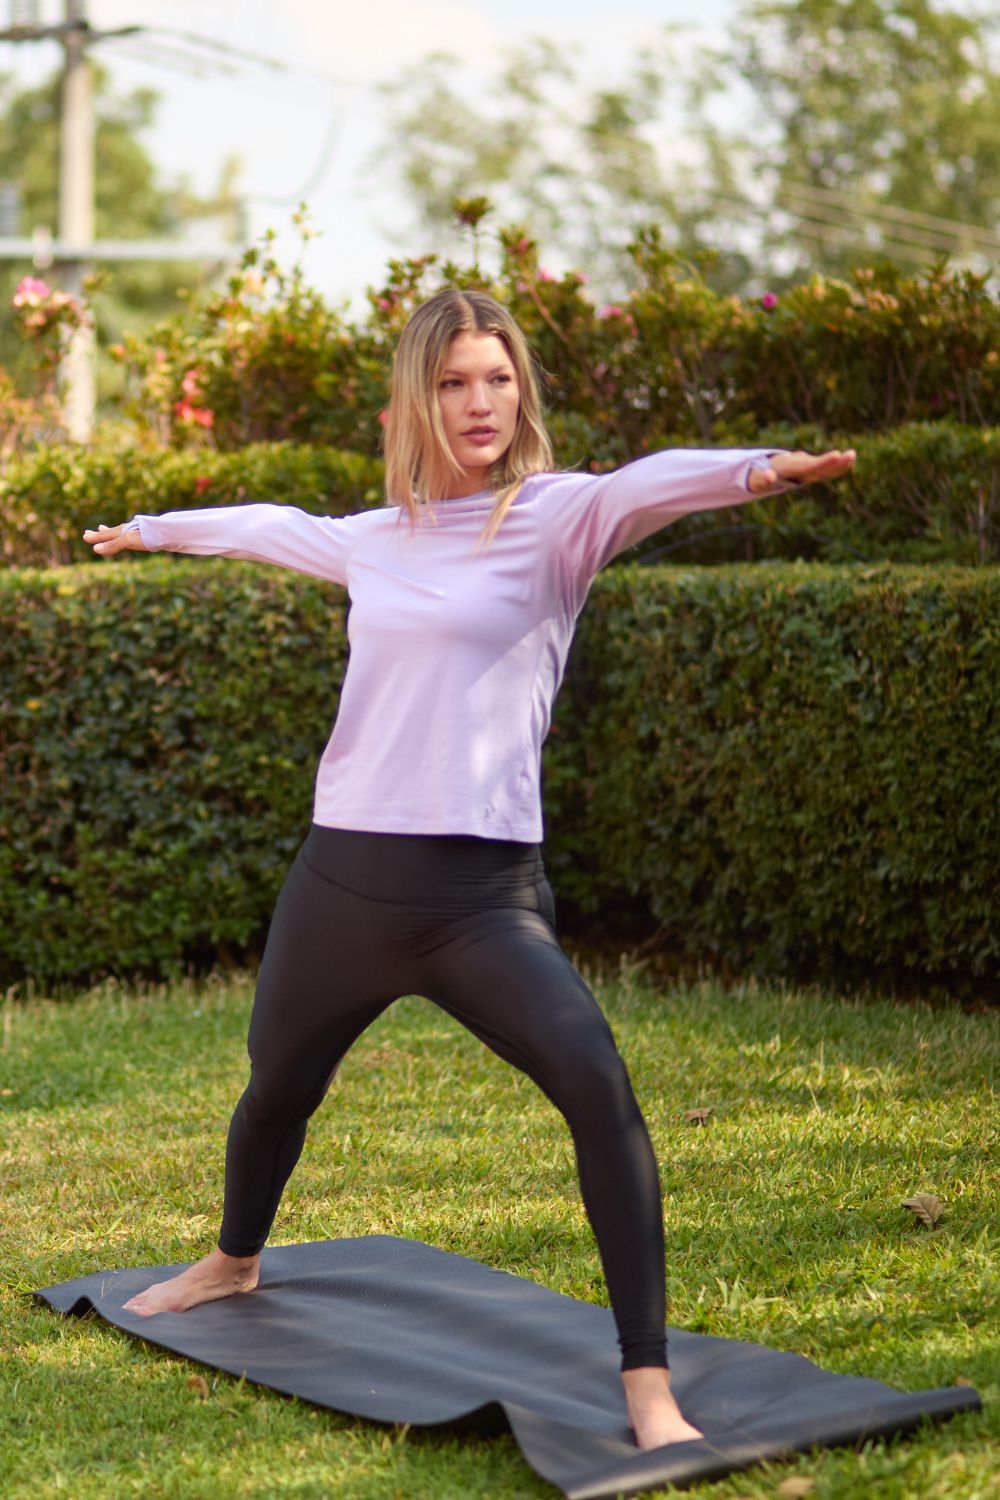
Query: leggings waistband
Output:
[[302, 824, 545, 906]]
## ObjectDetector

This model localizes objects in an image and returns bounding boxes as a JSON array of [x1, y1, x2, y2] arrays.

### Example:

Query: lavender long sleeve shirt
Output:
[[133, 447, 785, 842]]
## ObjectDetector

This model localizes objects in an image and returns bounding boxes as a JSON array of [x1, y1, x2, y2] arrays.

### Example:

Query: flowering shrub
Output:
[[11, 275, 89, 378], [112, 216, 389, 451], [108, 218, 1000, 461]]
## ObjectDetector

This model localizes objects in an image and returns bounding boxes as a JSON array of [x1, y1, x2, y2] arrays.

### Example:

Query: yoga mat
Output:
[[35, 1236, 980, 1499]]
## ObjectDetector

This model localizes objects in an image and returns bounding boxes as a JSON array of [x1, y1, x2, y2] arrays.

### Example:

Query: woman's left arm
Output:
[[534, 445, 857, 586]]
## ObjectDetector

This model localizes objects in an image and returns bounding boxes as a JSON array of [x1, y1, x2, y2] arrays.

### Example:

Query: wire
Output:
[[780, 178, 1000, 252], [98, 25, 350, 210], [701, 188, 989, 267], [110, 39, 237, 78], [143, 25, 366, 91], [246, 96, 344, 207], [775, 186, 993, 258]]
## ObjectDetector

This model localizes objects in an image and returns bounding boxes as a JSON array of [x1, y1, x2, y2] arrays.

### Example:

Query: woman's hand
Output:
[[82, 522, 148, 556], [747, 448, 856, 495]]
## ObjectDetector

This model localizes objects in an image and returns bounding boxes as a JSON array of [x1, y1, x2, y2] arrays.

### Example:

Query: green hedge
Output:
[[547, 562, 999, 997], [635, 422, 1000, 567], [0, 442, 384, 568], [2, 558, 997, 996], [0, 559, 347, 983], [4, 423, 1000, 571]]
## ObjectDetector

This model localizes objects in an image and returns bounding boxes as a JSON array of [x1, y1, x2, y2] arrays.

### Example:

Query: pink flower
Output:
[[515, 237, 530, 255], [181, 368, 202, 400], [376, 297, 392, 311], [12, 275, 51, 308], [761, 292, 778, 310], [173, 398, 214, 429], [378, 408, 389, 427], [537, 268, 554, 283], [597, 304, 623, 320]]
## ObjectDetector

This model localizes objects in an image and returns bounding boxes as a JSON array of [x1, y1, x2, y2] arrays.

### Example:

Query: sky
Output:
[[0, 0, 740, 308]]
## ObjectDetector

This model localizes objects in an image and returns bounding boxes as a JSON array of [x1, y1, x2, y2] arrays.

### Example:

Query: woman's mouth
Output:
[[462, 428, 498, 447]]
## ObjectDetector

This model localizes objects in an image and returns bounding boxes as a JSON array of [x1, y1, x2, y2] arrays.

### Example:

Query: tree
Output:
[[370, 1, 1000, 293], [724, 0, 1000, 277], [369, 35, 748, 296]]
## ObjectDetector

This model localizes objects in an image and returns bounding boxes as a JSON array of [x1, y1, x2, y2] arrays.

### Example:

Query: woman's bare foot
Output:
[[622, 1366, 703, 1449], [123, 1247, 260, 1317]]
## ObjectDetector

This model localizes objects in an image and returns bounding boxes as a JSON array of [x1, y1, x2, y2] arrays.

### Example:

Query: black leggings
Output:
[[220, 825, 667, 1370]]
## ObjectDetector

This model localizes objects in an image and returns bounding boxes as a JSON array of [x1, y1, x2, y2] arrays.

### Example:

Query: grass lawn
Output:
[[1, 964, 996, 1499]]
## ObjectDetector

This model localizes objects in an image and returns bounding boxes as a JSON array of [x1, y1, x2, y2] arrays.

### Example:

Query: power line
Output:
[[780, 178, 1000, 252], [109, 38, 237, 78], [774, 190, 978, 260], [702, 189, 959, 268], [141, 25, 366, 91], [700, 175, 998, 264], [246, 100, 344, 207]]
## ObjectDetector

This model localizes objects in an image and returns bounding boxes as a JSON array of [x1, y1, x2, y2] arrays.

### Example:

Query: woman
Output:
[[84, 288, 855, 1449]]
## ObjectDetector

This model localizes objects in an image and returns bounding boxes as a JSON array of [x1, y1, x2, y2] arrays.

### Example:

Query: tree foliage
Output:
[[371, 0, 1000, 291], [371, 35, 733, 293], [728, 0, 1000, 275]]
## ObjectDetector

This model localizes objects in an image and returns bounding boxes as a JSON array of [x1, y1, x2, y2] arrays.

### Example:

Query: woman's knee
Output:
[[238, 1061, 336, 1132], [548, 1035, 638, 1123]]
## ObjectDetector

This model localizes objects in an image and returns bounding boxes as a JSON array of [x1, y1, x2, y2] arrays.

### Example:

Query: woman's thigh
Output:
[[418, 903, 625, 1107], [245, 845, 402, 1095]]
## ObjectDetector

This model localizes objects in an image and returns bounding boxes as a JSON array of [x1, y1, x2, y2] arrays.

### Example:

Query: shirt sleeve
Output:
[[133, 502, 358, 587], [533, 447, 790, 597]]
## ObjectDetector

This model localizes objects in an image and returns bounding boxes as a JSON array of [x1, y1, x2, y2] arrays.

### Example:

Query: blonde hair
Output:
[[382, 289, 554, 545]]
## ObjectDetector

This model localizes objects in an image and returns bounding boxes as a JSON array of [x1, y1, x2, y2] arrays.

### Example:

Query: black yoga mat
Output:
[[35, 1235, 980, 1499]]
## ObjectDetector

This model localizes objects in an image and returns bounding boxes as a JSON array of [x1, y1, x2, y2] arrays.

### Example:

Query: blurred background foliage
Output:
[[371, 0, 1000, 295]]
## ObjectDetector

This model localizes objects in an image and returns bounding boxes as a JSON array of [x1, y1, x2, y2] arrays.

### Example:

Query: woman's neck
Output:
[[440, 469, 492, 500]]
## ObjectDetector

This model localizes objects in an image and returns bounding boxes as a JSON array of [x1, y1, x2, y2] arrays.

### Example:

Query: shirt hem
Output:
[[311, 807, 543, 843]]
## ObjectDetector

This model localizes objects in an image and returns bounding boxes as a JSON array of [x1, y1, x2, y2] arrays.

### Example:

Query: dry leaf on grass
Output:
[[685, 1107, 713, 1126], [186, 1373, 211, 1399], [776, 1478, 816, 1498], [953, 1375, 976, 1388], [902, 1193, 944, 1226]]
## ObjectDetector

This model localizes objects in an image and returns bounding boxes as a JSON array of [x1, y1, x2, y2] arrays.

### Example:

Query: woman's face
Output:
[[437, 331, 520, 495]]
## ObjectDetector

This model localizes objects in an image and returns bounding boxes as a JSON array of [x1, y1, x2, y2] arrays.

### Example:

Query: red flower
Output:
[[174, 398, 215, 429], [194, 475, 213, 494]]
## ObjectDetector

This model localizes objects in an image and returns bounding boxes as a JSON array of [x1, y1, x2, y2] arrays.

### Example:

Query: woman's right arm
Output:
[[83, 502, 356, 586]]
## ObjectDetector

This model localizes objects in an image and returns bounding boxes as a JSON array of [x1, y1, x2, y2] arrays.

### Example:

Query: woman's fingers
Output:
[[750, 449, 856, 493], [774, 448, 857, 485], [82, 522, 135, 556]]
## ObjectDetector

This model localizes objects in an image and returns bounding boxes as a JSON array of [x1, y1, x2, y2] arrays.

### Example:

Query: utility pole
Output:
[[58, 0, 94, 441], [0, 3, 242, 443]]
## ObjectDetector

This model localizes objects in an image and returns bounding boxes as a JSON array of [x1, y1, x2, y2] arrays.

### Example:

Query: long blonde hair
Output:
[[382, 289, 554, 545]]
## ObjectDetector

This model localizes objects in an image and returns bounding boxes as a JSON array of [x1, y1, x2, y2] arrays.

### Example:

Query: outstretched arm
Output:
[[535, 444, 857, 594], [83, 502, 357, 586]]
